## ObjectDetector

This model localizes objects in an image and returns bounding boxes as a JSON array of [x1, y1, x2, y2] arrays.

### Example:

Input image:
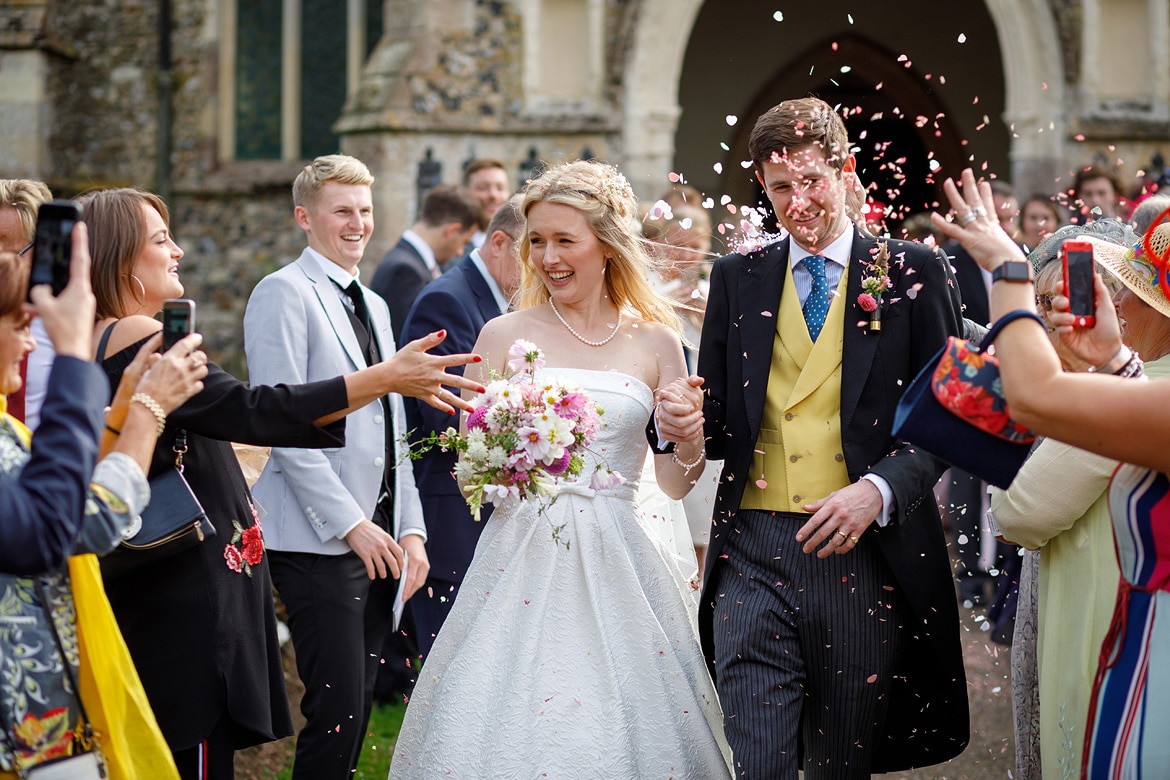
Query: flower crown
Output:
[[533, 161, 636, 219]]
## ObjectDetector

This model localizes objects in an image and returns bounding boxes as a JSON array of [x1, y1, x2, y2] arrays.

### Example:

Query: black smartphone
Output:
[[161, 298, 196, 352], [27, 200, 82, 300], [1061, 239, 1097, 328]]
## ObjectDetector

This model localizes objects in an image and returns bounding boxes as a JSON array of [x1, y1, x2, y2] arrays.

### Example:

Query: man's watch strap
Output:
[[991, 261, 1032, 283]]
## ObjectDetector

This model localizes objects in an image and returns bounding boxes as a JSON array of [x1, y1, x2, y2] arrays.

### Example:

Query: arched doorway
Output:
[[667, 0, 1010, 237]]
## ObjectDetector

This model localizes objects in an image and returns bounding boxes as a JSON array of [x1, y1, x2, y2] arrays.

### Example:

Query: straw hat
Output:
[[1080, 222, 1170, 321]]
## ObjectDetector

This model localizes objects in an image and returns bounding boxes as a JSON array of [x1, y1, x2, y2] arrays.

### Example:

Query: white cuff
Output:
[[860, 473, 894, 527]]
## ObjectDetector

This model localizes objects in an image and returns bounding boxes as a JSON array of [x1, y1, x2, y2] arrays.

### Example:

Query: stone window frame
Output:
[[1079, 0, 1170, 123], [217, 0, 376, 162], [518, 0, 606, 115]]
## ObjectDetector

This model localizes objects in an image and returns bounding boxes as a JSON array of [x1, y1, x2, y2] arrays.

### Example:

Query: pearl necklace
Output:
[[548, 299, 623, 347]]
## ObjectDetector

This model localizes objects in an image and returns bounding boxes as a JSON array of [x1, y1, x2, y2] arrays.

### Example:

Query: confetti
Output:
[[725, 114, 738, 126], [755, 479, 768, 489], [713, 162, 723, 174], [957, 33, 967, 43], [772, 10, 783, 22]]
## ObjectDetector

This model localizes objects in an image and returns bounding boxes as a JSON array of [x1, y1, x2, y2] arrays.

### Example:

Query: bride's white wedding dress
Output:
[[389, 368, 733, 778]]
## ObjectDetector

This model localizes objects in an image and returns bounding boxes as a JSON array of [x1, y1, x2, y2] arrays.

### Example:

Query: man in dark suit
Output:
[[370, 185, 480, 342], [658, 97, 968, 778], [399, 194, 523, 657], [944, 179, 1018, 608]]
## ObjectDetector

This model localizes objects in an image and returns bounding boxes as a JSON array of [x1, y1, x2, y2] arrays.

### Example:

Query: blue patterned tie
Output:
[[802, 254, 831, 342]]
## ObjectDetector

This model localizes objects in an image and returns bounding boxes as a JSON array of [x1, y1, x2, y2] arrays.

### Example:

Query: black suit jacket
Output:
[[697, 228, 970, 771], [945, 240, 991, 327], [371, 237, 435, 343], [400, 257, 501, 581]]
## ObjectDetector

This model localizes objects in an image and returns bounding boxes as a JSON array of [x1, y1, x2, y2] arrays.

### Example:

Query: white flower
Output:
[[486, 446, 508, 468], [453, 460, 475, 483], [466, 437, 488, 461], [483, 483, 521, 503]]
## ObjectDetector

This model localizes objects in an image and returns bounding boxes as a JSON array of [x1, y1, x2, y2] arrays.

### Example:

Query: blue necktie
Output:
[[802, 254, 831, 342]]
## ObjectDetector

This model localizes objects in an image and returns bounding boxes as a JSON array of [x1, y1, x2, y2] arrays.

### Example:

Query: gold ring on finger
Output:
[[837, 530, 849, 540], [850, 535, 860, 543]]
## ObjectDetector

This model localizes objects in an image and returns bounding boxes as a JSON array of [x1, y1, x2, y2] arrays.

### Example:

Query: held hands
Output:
[[932, 169, 1029, 273], [1047, 274, 1125, 367], [796, 480, 882, 558], [28, 222, 96, 360], [654, 375, 705, 444], [386, 330, 484, 415]]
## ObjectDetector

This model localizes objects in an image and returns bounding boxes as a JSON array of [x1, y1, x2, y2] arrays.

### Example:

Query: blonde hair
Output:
[[0, 179, 52, 244], [78, 188, 171, 319], [293, 154, 374, 210], [517, 160, 682, 334]]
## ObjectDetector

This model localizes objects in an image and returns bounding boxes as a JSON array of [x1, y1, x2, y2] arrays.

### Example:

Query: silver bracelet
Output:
[[671, 445, 705, 471], [130, 392, 167, 437]]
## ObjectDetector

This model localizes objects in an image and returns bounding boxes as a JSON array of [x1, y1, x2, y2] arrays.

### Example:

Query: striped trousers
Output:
[[710, 509, 905, 779]]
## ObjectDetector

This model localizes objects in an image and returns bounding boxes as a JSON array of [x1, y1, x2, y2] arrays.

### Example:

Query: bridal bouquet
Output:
[[421, 339, 623, 525]]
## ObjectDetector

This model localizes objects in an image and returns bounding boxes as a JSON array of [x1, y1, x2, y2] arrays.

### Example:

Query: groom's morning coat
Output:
[[697, 227, 970, 771]]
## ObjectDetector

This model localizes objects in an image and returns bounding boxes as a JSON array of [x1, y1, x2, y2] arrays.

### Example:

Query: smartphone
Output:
[[27, 200, 82, 300], [161, 298, 196, 352], [1062, 239, 1096, 328]]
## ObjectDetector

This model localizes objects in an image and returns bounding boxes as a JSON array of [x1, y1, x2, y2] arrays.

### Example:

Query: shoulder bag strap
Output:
[[94, 320, 118, 363], [976, 309, 1046, 353], [32, 579, 98, 749]]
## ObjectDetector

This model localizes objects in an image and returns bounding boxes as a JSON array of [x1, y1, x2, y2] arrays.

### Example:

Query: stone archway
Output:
[[619, 0, 1068, 219]]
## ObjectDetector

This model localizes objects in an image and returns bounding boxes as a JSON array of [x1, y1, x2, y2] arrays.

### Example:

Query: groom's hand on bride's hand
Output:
[[655, 375, 705, 443]]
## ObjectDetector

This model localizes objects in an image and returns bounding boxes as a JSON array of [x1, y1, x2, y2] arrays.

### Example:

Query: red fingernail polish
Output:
[[477, 386, 486, 393], [473, 355, 482, 362]]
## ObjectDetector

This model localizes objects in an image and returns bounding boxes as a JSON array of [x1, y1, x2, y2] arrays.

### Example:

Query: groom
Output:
[[658, 97, 969, 778]]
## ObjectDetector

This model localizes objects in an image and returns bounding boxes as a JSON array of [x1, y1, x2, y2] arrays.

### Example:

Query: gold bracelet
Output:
[[671, 445, 705, 471], [130, 392, 167, 437]]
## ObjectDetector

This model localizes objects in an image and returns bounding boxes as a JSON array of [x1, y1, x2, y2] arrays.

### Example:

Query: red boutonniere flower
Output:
[[858, 241, 890, 330]]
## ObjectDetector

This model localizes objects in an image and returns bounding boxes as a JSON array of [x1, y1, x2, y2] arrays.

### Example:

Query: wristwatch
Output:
[[990, 261, 1032, 283]]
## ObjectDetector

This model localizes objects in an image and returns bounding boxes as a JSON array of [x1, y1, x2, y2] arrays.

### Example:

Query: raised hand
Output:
[[385, 330, 484, 414]]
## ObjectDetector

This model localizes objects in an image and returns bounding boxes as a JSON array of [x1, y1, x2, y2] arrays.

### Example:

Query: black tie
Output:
[[339, 280, 381, 366], [337, 280, 394, 527]]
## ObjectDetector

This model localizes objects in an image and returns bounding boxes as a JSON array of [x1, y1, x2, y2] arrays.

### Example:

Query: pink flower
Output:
[[466, 406, 489, 430], [507, 339, 545, 375], [857, 293, 878, 312], [545, 451, 572, 475], [224, 545, 243, 573], [590, 468, 627, 491], [555, 392, 587, 417]]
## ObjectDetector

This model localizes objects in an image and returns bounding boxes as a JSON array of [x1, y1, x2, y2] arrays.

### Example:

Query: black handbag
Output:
[[100, 429, 215, 578], [892, 310, 1045, 489], [1, 583, 108, 779]]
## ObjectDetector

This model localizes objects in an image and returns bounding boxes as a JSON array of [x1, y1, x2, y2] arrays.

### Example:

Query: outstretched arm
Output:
[[934, 168, 1170, 472]]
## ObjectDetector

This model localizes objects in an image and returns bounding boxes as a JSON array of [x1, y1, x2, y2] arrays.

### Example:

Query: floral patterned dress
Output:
[[0, 415, 138, 772]]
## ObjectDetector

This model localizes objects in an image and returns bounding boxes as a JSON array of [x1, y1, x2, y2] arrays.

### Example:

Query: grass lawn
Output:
[[271, 700, 407, 780]]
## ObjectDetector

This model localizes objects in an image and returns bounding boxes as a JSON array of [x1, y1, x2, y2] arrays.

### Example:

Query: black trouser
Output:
[[172, 713, 235, 780], [269, 550, 396, 780], [711, 509, 905, 779]]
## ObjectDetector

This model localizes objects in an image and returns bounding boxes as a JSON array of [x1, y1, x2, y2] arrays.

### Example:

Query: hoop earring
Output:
[[128, 274, 146, 308]]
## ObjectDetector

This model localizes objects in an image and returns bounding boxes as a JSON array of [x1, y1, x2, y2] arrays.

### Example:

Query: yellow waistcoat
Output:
[[740, 259, 851, 513]]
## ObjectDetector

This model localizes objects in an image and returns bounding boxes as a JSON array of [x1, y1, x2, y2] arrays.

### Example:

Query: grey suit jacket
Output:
[[244, 248, 424, 555]]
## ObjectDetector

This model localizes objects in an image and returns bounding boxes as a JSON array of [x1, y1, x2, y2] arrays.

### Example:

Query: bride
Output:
[[389, 160, 732, 777]]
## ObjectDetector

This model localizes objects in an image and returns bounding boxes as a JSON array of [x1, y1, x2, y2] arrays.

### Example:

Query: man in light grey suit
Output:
[[244, 155, 430, 779]]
